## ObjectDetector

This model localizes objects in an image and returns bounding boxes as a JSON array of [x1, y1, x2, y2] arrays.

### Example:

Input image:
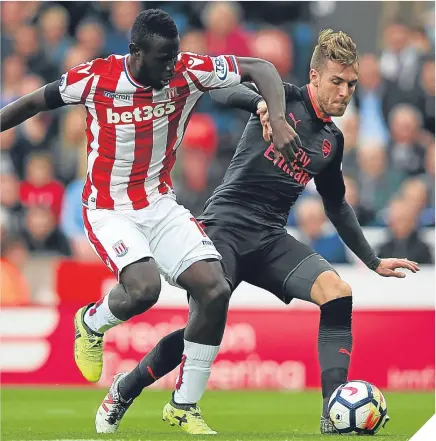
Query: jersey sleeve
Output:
[[58, 61, 96, 105], [181, 52, 241, 91]]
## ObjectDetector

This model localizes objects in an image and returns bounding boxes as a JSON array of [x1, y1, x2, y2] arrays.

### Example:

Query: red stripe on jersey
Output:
[[80, 76, 94, 103], [82, 109, 95, 204], [82, 207, 119, 279], [127, 88, 154, 209], [186, 70, 215, 93], [92, 72, 123, 209], [158, 75, 190, 193], [224, 55, 240, 74]]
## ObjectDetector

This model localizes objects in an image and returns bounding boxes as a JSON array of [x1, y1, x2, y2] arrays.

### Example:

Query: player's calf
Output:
[[311, 271, 353, 419], [173, 260, 230, 407], [77, 259, 161, 383]]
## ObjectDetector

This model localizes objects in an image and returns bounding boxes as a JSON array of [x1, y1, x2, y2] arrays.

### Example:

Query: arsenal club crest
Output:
[[322, 139, 332, 158]]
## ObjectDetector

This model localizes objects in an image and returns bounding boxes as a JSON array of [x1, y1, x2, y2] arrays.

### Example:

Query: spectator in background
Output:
[[52, 105, 87, 184], [22, 205, 72, 256], [380, 21, 422, 91], [356, 144, 405, 216], [0, 129, 17, 175], [295, 198, 348, 264], [180, 30, 207, 54], [388, 104, 426, 176], [251, 29, 295, 82], [8, 74, 59, 177], [422, 143, 435, 212], [1, 1, 28, 59], [0, 236, 31, 306], [62, 45, 94, 72], [75, 19, 106, 60], [400, 177, 434, 227], [1, 54, 26, 107], [20, 153, 65, 222], [409, 25, 432, 56], [380, 22, 428, 123], [12, 24, 57, 82], [202, 2, 252, 57], [61, 147, 97, 261], [38, 5, 74, 67], [104, 1, 140, 56], [354, 54, 390, 146], [0, 172, 26, 236], [343, 175, 375, 226], [418, 58, 435, 135], [378, 198, 433, 264], [173, 113, 218, 217]]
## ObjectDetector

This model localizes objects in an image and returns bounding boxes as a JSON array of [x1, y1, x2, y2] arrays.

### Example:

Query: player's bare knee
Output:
[[201, 279, 231, 318], [123, 273, 161, 313], [311, 271, 352, 306]]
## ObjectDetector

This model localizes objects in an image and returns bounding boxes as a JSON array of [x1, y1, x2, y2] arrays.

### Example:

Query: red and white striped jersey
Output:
[[59, 52, 241, 210]]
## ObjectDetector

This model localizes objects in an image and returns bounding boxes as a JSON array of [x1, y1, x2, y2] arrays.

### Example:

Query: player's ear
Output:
[[309, 68, 320, 87], [129, 43, 141, 58]]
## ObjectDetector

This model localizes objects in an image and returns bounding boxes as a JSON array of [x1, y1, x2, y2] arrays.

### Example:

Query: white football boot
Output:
[[95, 372, 133, 433]]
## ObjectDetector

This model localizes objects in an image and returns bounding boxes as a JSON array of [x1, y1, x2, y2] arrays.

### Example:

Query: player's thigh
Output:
[[203, 223, 243, 292], [147, 195, 221, 287], [248, 232, 337, 304], [83, 207, 153, 280]]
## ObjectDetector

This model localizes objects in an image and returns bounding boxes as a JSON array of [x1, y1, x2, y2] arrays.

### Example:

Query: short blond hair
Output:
[[310, 29, 358, 71]]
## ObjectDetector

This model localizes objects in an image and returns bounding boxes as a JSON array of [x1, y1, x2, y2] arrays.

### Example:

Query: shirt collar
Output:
[[301, 85, 332, 123]]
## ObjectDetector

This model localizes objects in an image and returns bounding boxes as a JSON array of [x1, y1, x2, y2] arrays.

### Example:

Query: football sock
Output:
[[172, 340, 220, 405], [318, 296, 353, 417], [84, 289, 124, 334], [118, 328, 185, 401]]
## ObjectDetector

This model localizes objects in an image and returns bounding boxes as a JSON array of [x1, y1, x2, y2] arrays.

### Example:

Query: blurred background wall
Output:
[[0, 1, 434, 390]]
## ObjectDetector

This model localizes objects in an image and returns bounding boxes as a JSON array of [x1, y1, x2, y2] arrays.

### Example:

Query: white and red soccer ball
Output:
[[328, 380, 389, 435]]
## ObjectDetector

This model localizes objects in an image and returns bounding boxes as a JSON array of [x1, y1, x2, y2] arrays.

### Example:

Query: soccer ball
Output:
[[328, 380, 389, 435]]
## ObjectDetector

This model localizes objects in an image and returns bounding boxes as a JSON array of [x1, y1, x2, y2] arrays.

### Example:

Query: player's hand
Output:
[[256, 100, 272, 142], [257, 103, 302, 162], [374, 258, 420, 278]]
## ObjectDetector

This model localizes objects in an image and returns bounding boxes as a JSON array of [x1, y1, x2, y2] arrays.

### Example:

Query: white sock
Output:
[[173, 339, 220, 404], [84, 293, 124, 334]]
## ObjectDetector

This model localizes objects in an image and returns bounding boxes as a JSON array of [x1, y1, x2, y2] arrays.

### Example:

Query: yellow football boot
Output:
[[162, 401, 217, 435], [74, 304, 103, 382]]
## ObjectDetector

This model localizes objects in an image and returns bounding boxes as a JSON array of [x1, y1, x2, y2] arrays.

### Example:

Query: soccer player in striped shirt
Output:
[[0, 9, 301, 435]]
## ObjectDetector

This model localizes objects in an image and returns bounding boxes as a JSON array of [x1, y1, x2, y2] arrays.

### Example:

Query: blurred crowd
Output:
[[1, 2, 435, 305]]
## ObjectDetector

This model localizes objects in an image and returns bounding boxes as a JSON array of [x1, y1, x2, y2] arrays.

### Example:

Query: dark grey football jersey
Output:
[[201, 83, 345, 228]]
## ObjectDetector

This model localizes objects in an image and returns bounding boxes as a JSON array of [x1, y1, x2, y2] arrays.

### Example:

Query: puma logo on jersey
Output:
[[289, 112, 301, 129], [106, 102, 176, 124]]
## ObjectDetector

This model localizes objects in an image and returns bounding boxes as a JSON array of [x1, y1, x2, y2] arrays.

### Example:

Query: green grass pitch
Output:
[[1, 388, 434, 441]]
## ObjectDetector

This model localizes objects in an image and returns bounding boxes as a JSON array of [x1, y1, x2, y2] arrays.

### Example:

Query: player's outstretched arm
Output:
[[236, 57, 301, 160], [315, 137, 419, 277], [209, 82, 264, 114], [0, 81, 64, 132]]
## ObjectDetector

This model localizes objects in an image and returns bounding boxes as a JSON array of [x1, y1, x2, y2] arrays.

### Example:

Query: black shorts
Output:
[[203, 222, 337, 304]]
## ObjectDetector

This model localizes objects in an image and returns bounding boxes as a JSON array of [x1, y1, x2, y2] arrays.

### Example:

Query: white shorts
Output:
[[82, 193, 221, 286]]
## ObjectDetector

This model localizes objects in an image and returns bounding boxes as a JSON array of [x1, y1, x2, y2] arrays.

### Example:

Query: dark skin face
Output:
[[128, 35, 180, 90]]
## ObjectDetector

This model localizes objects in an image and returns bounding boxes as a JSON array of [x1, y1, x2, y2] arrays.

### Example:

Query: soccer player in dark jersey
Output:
[[95, 29, 418, 435]]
